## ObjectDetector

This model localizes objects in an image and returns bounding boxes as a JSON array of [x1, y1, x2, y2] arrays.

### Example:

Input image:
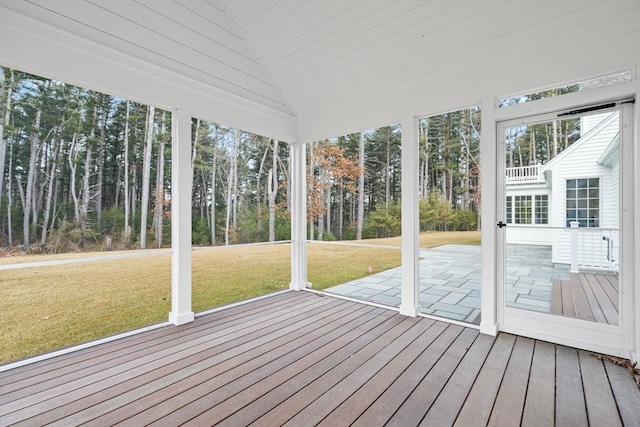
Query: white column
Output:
[[399, 116, 419, 317], [480, 97, 498, 336], [290, 142, 308, 290], [169, 108, 194, 325]]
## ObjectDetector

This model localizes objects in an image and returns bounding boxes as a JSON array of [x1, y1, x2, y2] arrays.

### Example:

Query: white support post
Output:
[[290, 142, 308, 290], [480, 97, 498, 336], [570, 221, 580, 273], [169, 108, 194, 325], [399, 116, 419, 317]]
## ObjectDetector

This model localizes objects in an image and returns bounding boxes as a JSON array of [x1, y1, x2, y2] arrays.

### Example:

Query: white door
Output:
[[496, 103, 632, 357]]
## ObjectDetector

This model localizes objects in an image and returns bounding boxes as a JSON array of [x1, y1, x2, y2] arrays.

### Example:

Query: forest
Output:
[[0, 67, 579, 253]]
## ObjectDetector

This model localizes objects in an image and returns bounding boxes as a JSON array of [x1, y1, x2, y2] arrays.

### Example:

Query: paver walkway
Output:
[[326, 244, 570, 324]]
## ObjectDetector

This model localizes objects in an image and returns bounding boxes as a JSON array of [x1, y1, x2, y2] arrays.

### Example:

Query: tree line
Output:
[[1, 67, 493, 253]]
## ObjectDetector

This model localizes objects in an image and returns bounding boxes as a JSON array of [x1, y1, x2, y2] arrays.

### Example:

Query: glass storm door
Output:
[[496, 104, 629, 356]]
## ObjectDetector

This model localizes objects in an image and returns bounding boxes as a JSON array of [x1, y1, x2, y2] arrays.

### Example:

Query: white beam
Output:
[[399, 116, 419, 317], [290, 142, 308, 290], [169, 108, 194, 325], [480, 98, 498, 336]]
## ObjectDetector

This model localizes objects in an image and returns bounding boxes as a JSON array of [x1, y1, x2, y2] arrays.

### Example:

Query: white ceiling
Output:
[[1, 0, 638, 141]]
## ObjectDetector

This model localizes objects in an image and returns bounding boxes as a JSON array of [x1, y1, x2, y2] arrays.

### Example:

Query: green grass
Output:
[[0, 231, 479, 363]]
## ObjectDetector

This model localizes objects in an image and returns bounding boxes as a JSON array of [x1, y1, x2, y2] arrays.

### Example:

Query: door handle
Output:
[[497, 221, 507, 228]]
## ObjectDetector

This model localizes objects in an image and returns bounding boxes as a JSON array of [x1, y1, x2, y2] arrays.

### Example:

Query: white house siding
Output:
[[550, 112, 620, 265]]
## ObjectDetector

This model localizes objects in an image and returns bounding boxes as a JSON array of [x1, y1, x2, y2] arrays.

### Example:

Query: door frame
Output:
[[479, 79, 636, 358], [496, 106, 629, 356]]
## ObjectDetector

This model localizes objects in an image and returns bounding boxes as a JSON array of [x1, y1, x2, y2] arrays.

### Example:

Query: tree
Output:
[[307, 141, 361, 240], [267, 139, 279, 242], [152, 110, 167, 248], [139, 105, 154, 249], [356, 132, 365, 240]]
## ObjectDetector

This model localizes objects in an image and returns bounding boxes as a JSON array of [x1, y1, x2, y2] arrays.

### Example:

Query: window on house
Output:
[[513, 196, 532, 224], [535, 195, 548, 224], [566, 178, 599, 227], [506, 196, 512, 223]]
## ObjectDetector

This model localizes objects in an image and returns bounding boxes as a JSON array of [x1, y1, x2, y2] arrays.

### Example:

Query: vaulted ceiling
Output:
[[1, 0, 638, 141]]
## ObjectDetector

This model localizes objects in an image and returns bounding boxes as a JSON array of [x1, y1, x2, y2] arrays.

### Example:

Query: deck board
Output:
[[1, 291, 636, 427], [521, 340, 556, 426], [583, 273, 618, 324], [569, 273, 595, 322], [454, 333, 515, 426], [550, 272, 618, 325], [555, 345, 589, 426], [579, 350, 623, 427], [487, 336, 534, 426]]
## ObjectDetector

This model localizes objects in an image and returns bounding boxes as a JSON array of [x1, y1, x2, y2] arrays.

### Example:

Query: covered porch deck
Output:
[[1, 291, 637, 426]]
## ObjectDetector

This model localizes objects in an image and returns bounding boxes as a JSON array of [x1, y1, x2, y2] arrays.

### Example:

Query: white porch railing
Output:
[[505, 164, 545, 184], [570, 222, 619, 273]]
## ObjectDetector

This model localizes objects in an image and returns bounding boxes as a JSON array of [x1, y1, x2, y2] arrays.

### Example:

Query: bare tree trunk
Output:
[[153, 110, 166, 248], [80, 144, 92, 229], [95, 99, 109, 227], [191, 119, 200, 178], [210, 137, 217, 245], [7, 137, 13, 245], [552, 120, 558, 158], [68, 133, 81, 226], [232, 136, 239, 230], [139, 105, 154, 249], [0, 69, 13, 202], [357, 132, 365, 240], [123, 101, 131, 245], [308, 141, 315, 240], [385, 128, 391, 209], [23, 108, 41, 248], [419, 119, 429, 200], [225, 129, 240, 246], [325, 183, 331, 238], [531, 127, 537, 165], [317, 162, 325, 241], [225, 160, 233, 246], [268, 139, 279, 242], [41, 133, 61, 245], [256, 139, 269, 239], [338, 184, 344, 239]]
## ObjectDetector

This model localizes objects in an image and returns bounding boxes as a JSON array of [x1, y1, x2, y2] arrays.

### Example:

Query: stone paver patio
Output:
[[325, 244, 570, 324]]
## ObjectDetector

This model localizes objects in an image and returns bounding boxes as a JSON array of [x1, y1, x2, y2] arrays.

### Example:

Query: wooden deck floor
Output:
[[1, 291, 638, 426], [551, 272, 619, 325]]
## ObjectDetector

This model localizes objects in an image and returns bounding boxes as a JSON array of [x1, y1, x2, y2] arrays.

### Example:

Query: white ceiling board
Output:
[[298, 29, 639, 142], [0, 7, 298, 142], [1, 0, 638, 143], [274, 1, 476, 95], [259, 1, 395, 74], [136, 0, 255, 60], [275, 1, 517, 102], [228, 0, 279, 31], [236, 1, 308, 41], [176, 0, 236, 35], [2, 0, 290, 113], [251, 1, 363, 61], [288, 1, 638, 116]]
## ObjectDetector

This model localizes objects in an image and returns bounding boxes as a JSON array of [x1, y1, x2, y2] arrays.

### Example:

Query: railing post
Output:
[[570, 221, 579, 273]]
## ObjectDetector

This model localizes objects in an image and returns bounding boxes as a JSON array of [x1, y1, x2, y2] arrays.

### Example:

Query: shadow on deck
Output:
[[1, 291, 638, 426]]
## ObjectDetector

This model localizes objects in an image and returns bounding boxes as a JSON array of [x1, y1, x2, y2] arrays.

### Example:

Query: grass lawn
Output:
[[0, 231, 479, 363]]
